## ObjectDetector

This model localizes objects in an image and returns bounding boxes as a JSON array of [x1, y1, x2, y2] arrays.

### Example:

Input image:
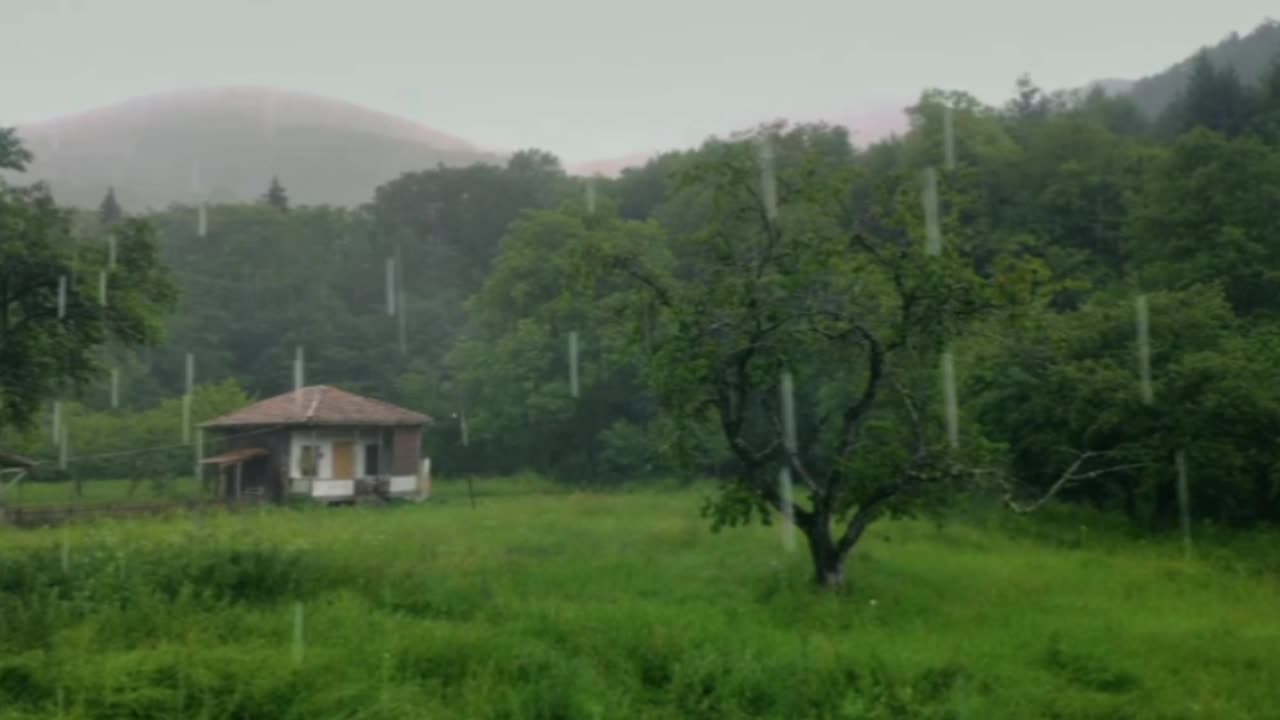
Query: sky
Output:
[[2, 0, 1276, 164]]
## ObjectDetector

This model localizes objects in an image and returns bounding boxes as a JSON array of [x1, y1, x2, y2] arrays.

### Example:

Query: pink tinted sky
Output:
[[3, 0, 1274, 165]]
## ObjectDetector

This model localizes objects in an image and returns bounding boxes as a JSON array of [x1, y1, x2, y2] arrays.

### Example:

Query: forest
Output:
[[5, 27, 1280, 717], [8, 47, 1280, 524]]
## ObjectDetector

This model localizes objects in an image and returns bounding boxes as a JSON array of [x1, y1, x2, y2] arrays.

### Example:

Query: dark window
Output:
[[363, 443, 379, 476]]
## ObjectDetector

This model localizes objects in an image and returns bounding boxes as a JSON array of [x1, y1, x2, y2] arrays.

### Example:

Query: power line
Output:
[[27, 424, 286, 467]]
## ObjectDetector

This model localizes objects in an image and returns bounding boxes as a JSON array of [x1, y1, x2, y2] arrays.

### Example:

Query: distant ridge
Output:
[[8, 87, 501, 210], [567, 104, 911, 178], [1123, 20, 1280, 117]]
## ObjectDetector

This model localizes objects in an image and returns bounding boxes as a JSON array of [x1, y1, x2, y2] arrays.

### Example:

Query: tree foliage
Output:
[[98, 187, 123, 226], [0, 131, 177, 433], [574, 125, 987, 586], [261, 176, 290, 211], [12, 34, 1280, 589]]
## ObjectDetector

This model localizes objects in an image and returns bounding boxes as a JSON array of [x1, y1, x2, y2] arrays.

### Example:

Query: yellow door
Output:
[[332, 441, 355, 479]]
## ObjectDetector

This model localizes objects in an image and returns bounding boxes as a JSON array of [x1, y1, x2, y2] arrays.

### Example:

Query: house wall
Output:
[[288, 427, 386, 480], [216, 425, 424, 501], [390, 426, 421, 476]]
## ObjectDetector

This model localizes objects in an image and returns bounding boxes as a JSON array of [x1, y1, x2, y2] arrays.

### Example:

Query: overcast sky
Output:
[[2, 0, 1275, 164]]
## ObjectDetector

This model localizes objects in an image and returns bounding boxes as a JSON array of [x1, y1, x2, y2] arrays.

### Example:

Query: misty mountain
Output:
[[1120, 19, 1280, 117], [10, 19, 1280, 208], [7, 87, 502, 210]]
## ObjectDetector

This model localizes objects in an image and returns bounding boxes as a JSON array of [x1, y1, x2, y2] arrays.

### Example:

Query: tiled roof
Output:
[[200, 448, 270, 465], [201, 386, 431, 428]]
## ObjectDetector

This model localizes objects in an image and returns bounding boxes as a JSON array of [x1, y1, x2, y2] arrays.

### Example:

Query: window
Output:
[[363, 443, 379, 476], [299, 444, 320, 478]]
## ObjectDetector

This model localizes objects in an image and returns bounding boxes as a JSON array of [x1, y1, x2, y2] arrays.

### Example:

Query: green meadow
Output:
[[1, 477, 1277, 719], [2, 477, 206, 509]]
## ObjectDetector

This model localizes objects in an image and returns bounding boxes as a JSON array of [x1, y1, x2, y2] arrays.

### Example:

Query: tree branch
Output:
[[835, 481, 904, 556], [836, 325, 886, 455], [1003, 450, 1149, 514]]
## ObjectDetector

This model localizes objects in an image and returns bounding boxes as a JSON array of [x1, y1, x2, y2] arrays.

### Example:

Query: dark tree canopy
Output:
[[262, 176, 290, 211], [1162, 52, 1255, 137], [98, 186, 123, 225]]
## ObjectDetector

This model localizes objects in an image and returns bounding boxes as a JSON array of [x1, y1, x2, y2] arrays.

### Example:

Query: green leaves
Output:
[[0, 162, 176, 432]]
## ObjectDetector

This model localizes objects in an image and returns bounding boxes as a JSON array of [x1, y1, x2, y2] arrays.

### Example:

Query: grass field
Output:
[[1, 476, 207, 508], [1, 476, 1278, 719]]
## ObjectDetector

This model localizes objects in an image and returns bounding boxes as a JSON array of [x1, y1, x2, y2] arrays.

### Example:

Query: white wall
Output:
[[388, 476, 417, 495], [288, 429, 383, 481]]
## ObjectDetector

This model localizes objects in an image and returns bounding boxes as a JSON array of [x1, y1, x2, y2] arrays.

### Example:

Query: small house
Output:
[[199, 385, 432, 503]]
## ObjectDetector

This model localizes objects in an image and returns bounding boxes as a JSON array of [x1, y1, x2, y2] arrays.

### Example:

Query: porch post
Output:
[[234, 461, 243, 500]]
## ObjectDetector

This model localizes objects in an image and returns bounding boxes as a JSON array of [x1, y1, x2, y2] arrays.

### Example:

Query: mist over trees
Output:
[[5, 28, 1280, 584]]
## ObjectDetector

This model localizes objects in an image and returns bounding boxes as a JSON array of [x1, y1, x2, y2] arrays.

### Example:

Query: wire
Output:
[[27, 424, 287, 466]]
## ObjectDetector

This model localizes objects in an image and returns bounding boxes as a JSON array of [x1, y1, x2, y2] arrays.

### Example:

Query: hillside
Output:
[[7, 87, 503, 210], [1123, 19, 1280, 116], [9, 19, 1279, 207], [569, 105, 912, 178]]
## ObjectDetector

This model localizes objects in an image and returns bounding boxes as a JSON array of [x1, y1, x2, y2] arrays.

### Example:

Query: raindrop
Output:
[[1135, 294, 1153, 405], [58, 421, 68, 471], [585, 179, 597, 214], [922, 167, 942, 255], [397, 289, 408, 355], [1175, 450, 1192, 560], [385, 257, 397, 316], [293, 346, 305, 412], [60, 530, 70, 573], [943, 105, 956, 171], [107, 233, 117, 270], [459, 410, 470, 447], [110, 367, 120, 409], [941, 350, 959, 448], [51, 400, 61, 444], [182, 352, 195, 443], [57, 275, 67, 319], [97, 271, 107, 306], [196, 204, 208, 238], [779, 467, 795, 552], [779, 371, 798, 454], [758, 138, 778, 222], [778, 372, 798, 552], [194, 429, 204, 489], [568, 331, 580, 398]]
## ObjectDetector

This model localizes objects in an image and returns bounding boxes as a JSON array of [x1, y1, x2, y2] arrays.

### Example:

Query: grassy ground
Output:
[[0, 476, 1277, 719], [1, 476, 206, 508]]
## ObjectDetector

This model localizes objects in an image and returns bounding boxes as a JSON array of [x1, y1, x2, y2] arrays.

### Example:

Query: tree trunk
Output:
[[803, 517, 848, 588]]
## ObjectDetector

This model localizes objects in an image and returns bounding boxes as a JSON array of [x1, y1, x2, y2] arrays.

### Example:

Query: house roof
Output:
[[201, 385, 431, 429], [200, 448, 270, 466]]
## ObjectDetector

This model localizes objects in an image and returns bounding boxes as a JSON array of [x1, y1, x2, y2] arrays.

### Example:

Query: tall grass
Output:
[[1, 480, 1277, 719], [2, 476, 207, 508]]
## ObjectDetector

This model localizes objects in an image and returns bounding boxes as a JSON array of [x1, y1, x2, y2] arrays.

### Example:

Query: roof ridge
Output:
[[201, 383, 431, 428]]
